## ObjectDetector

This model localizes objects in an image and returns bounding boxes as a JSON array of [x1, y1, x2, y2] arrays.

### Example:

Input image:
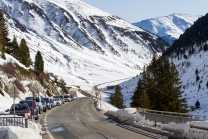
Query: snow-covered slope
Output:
[[0, 0, 169, 90], [133, 13, 200, 45], [110, 42, 208, 119]]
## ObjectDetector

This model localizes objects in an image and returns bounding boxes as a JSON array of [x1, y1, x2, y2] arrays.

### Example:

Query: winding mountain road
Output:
[[41, 98, 167, 139]]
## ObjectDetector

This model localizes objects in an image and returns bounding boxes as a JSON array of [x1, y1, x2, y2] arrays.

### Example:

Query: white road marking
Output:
[[43, 107, 56, 139]]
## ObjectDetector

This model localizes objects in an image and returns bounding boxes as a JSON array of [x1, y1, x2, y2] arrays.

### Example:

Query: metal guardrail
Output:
[[138, 108, 206, 125], [0, 114, 28, 128]]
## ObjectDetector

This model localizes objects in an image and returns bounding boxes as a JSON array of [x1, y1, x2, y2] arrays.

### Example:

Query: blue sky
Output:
[[81, 0, 208, 23]]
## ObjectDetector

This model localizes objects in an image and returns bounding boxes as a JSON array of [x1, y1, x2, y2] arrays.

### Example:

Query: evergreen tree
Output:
[[109, 94, 116, 106], [203, 44, 208, 51], [195, 100, 200, 109], [195, 68, 198, 75], [131, 56, 188, 112], [0, 9, 9, 59], [206, 81, 208, 89], [6, 36, 19, 58], [198, 84, 201, 90], [196, 75, 200, 82], [139, 90, 151, 109], [34, 51, 44, 72], [109, 85, 123, 109], [19, 39, 32, 67], [58, 78, 67, 93], [130, 78, 143, 107]]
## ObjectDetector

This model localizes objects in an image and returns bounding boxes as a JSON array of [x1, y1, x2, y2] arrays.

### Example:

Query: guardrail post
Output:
[[25, 118, 28, 128], [154, 111, 156, 127]]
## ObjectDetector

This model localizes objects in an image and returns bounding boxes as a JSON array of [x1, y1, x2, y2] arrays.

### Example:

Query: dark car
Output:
[[25, 96, 43, 114], [42, 97, 52, 109], [9, 103, 32, 119], [19, 100, 39, 120]]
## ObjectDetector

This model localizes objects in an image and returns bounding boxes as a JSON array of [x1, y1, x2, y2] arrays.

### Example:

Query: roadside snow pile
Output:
[[161, 121, 208, 139], [95, 99, 119, 112], [108, 109, 208, 139], [108, 108, 144, 123], [0, 121, 41, 139]]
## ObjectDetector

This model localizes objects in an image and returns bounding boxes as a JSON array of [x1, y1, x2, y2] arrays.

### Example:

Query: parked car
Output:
[[25, 96, 43, 114], [70, 95, 75, 101], [9, 103, 32, 119], [49, 98, 56, 107], [59, 95, 65, 104], [63, 94, 71, 102], [19, 100, 39, 120], [42, 100, 47, 112], [42, 97, 52, 109], [54, 98, 62, 106]]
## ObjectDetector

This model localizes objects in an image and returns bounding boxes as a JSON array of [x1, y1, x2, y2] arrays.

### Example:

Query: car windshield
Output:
[[20, 101, 35, 108], [10, 104, 29, 111], [50, 99, 53, 102], [42, 98, 49, 103], [64, 95, 69, 98], [55, 98, 60, 101], [26, 97, 40, 102]]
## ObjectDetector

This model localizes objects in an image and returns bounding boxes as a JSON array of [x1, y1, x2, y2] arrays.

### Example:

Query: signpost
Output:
[[13, 84, 16, 125]]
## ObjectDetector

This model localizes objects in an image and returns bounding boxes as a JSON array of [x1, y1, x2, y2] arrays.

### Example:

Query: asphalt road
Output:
[[41, 98, 167, 139]]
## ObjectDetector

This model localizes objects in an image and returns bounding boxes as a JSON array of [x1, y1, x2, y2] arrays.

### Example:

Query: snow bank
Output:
[[0, 120, 41, 139], [108, 109, 144, 123], [108, 109, 208, 139]]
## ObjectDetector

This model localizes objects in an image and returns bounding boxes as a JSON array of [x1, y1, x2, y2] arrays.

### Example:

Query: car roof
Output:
[[20, 100, 37, 103]]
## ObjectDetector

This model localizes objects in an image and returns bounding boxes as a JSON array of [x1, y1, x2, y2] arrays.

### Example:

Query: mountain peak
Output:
[[133, 13, 200, 45]]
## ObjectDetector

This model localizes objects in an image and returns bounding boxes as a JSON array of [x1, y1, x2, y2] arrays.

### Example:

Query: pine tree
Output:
[[139, 90, 151, 109], [19, 39, 32, 67], [109, 94, 116, 106], [196, 75, 200, 82], [34, 51, 44, 72], [195, 68, 198, 75], [0, 9, 9, 59], [6, 36, 19, 58], [206, 81, 208, 89], [130, 78, 143, 107], [195, 100, 200, 109], [58, 78, 67, 93], [109, 85, 123, 109], [131, 56, 188, 113]]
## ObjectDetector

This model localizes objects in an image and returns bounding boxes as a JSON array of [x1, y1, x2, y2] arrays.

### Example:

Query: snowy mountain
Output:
[[133, 13, 200, 45], [116, 14, 208, 119], [0, 0, 169, 90]]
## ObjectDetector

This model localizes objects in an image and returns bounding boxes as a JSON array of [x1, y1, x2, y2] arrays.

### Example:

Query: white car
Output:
[[54, 98, 62, 106], [64, 94, 72, 102]]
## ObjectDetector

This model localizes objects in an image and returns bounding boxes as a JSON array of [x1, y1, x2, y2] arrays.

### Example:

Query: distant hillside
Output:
[[133, 13, 200, 45], [164, 13, 208, 56]]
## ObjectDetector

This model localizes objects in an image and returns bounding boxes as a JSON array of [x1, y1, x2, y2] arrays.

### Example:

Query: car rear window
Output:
[[64, 95, 69, 98], [55, 98, 60, 101], [26, 97, 40, 102], [42, 98, 49, 103], [10, 104, 29, 111]]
